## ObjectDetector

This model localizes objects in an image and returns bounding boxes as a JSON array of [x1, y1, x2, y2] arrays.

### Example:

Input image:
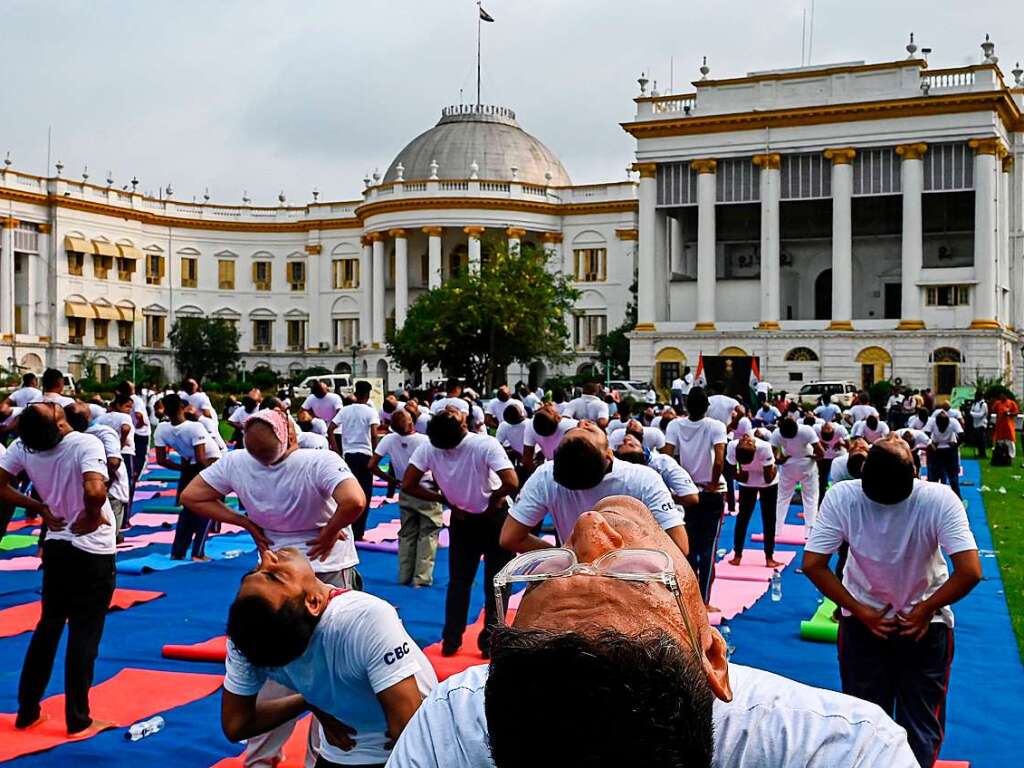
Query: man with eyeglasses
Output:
[[386, 494, 917, 767]]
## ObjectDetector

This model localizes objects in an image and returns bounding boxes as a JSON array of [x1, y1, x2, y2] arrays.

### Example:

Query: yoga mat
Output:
[[799, 598, 839, 643], [133, 490, 160, 502], [116, 534, 257, 574], [211, 715, 311, 768], [0, 555, 41, 571], [355, 540, 399, 554], [126, 512, 178, 528], [135, 504, 183, 515], [0, 534, 38, 551], [752, 523, 806, 545], [3, 519, 35, 533], [136, 480, 166, 488], [363, 520, 401, 543], [0, 668, 223, 761], [935, 762, 970, 768], [0, 588, 164, 638], [708, 578, 771, 621], [162, 635, 228, 663], [423, 610, 490, 682], [369, 495, 397, 509], [714, 549, 796, 582]]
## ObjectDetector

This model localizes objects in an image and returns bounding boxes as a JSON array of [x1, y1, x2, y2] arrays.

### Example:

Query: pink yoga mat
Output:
[[714, 550, 796, 582], [708, 579, 771, 621], [133, 490, 160, 501], [752, 524, 806, 545], [0, 556, 41, 572], [129, 512, 178, 527], [363, 520, 401, 543]]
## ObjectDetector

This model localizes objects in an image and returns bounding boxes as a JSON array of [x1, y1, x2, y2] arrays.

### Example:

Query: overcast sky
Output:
[[3, 1, 1021, 205]]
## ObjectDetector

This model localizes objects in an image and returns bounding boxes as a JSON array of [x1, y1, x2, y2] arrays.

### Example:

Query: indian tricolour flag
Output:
[[693, 352, 707, 388], [749, 357, 762, 407]]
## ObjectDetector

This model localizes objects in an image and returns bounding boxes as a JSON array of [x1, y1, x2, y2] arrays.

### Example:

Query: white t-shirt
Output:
[[200, 449, 359, 572], [430, 396, 469, 415], [87, 403, 106, 422], [131, 394, 151, 437], [850, 420, 890, 444], [332, 403, 380, 456], [225, 591, 436, 766], [523, 417, 579, 461], [228, 406, 257, 427], [756, 405, 782, 425], [896, 428, 931, 452], [726, 438, 778, 488], [8, 386, 42, 408], [0, 432, 115, 554], [486, 397, 525, 424], [188, 391, 217, 421], [671, 377, 684, 390], [409, 433, 512, 514], [522, 392, 541, 413], [511, 459, 682, 541], [495, 420, 527, 456], [807, 480, 977, 626], [297, 432, 329, 450], [96, 412, 134, 455], [814, 423, 849, 460], [731, 416, 753, 440], [646, 452, 699, 501], [926, 418, 963, 449], [814, 402, 841, 423], [86, 424, 130, 503], [38, 392, 75, 407], [414, 412, 431, 435], [198, 415, 227, 453], [302, 392, 344, 422], [385, 662, 917, 768], [564, 394, 609, 423], [829, 453, 857, 484], [376, 431, 431, 483], [153, 420, 219, 462], [769, 424, 820, 473], [707, 395, 740, 425], [969, 401, 989, 428], [906, 415, 927, 431], [664, 417, 727, 487], [847, 404, 879, 423], [608, 425, 666, 453]]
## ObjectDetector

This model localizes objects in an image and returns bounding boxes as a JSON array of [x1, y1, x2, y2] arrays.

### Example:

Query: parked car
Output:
[[293, 373, 351, 399], [797, 381, 858, 408], [607, 380, 651, 399]]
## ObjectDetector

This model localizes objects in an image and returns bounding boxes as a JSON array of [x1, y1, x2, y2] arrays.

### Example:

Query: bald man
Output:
[[804, 436, 981, 766]]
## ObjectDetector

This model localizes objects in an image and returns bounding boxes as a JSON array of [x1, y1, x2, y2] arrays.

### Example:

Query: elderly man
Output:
[[387, 495, 919, 768], [804, 436, 981, 766]]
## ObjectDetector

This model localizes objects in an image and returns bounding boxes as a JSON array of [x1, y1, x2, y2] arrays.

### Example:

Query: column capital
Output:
[[757, 320, 781, 330], [896, 319, 926, 330], [387, 228, 407, 239], [615, 228, 639, 240], [505, 227, 527, 238], [365, 232, 384, 243], [968, 137, 1007, 157], [895, 143, 928, 161], [631, 162, 657, 178], [36, 222, 51, 234], [1, 217, 19, 229], [969, 319, 1002, 330], [540, 232, 563, 244], [827, 320, 854, 331], [304, 244, 322, 255], [751, 153, 781, 170], [1003, 155, 1015, 173], [690, 159, 717, 175], [463, 226, 485, 237], [823, 147, 857, 165], [421, 226, 443, 237], [693, 321, 716, 331]]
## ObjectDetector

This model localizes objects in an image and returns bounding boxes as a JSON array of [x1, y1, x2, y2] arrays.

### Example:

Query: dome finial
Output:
[[981, 34, 995, 63], [906, 32, 918, 58], [429, 159, 439, 180], [699, 56, 710, 80], [510, 165, 519, 181], [469, 160, 479, 180], [637, 71, 649, 95], [396, 162, 404, 182]]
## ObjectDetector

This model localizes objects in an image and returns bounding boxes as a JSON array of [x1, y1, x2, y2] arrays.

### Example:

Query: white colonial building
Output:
[[626, 38, 1024, 396], [0, 104, 637, 387]]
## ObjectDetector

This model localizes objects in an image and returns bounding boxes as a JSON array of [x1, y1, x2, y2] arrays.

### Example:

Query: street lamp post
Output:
[[240, 359, 247, 385]]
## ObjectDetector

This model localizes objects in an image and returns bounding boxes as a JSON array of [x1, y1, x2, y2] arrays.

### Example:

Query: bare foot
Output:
[[728, 556, 742, 566], [68, 719, 115, 739], [15, 713, 50, 730], [192, 555, 212, 562], [765, 558, 785, 568], [706, 604, 721, 613]]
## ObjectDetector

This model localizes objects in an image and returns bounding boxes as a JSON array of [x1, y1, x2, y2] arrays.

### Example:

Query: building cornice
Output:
[[355, 195, 637, 221]]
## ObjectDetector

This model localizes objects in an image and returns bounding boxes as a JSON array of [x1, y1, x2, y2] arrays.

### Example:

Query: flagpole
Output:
[[476, 1, 482, 107]]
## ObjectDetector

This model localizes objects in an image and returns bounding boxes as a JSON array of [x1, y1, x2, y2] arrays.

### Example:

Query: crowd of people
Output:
[[0, 366, 1006, 767]]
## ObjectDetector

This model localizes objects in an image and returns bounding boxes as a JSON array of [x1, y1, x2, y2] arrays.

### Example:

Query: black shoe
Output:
[[479, 645, 491, 660], [441, 641, 461, 657]]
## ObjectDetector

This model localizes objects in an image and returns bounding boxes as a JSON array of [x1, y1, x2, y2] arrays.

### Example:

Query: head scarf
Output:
[[247, 409, 290, 460]]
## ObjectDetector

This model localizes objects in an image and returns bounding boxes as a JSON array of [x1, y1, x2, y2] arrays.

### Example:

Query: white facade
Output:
[[625, 47, 1024, 396], [0, 105, 638, 387]]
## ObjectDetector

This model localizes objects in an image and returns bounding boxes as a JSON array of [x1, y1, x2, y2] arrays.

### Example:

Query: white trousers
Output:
[[776, 459, 819, 533]]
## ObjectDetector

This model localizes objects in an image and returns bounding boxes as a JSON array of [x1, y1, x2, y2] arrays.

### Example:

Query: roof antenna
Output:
[[807, 0, 816, 66]]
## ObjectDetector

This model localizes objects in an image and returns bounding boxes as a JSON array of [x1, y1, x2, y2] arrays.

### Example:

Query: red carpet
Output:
[[162, 635, 227, 663], [0, 589, 165, 639]]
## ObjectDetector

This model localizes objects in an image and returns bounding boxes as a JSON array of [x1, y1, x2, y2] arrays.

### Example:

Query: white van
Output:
[[294, 374, 352, 399]]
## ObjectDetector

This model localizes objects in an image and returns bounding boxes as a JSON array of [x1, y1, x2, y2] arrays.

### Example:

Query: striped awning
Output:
[[63, 235, 91, 254], [91, 240, 119, 258], [64, 300, 95, 319], [116, 243, 143, 260], [92, 304, 120, 321], [116, 305, 139, 322]]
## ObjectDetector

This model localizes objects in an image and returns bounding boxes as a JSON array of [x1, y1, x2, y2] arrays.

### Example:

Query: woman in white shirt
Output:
[[726, 434, 783, 567]]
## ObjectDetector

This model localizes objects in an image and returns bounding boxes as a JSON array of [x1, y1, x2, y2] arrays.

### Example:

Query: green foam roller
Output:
[[799, 598, 839, 643], [0, 534, 39, 551]]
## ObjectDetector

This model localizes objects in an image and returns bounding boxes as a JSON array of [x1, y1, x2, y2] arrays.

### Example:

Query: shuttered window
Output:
[[780, 153, 831, 199], [923, 143, 974, 192], [253, 261, 272, 291], [715, 158, 760, 203], [287, 261, 306, 291], [852, 148, 901, 196], [218, 259, 235, 290], [656, 162, 698, 207]]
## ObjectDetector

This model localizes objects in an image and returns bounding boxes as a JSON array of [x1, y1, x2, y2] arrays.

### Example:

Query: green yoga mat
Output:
[[800, 598, 839, 643], [0, 534, 39, 551]]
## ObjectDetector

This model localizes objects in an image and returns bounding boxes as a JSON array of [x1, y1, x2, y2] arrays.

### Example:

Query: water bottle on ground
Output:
[[125, 715, 165, 741], [221, 550, 243, 559], [770, 570, 782, 602]]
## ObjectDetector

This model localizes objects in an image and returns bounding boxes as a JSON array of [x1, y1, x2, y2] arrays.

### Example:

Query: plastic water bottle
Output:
[[770, 570, 782, 602], [221, 550, 243, 559], [715, 548, 727, 559], [125, 716, 164, 741]]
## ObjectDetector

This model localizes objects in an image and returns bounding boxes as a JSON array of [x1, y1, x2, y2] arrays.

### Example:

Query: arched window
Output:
[[785, 347, 819, 362], [719, 346, 748, 356], [931, 347, 963, 395], [654, 347, 687, 398], [855, 346, 892, 389]]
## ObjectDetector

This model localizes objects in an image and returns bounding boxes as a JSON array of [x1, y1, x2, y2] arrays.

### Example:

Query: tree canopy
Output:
[[169, 317, 240, 383], [387, 240, 579, 390]]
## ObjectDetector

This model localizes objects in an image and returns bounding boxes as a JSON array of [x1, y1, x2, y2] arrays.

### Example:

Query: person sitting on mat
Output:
[[222, 546, 437, 768], [803, 436, 982, 767], [724, 431, 783, 568], [387, 495, 918, 768], [0, 402, 116, 738]]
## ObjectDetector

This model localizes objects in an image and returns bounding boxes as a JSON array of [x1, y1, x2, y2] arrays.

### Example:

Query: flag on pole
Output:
[[693, 353, 707, 388], [748, 357, 761, 407], [479, 6, 495, 22]]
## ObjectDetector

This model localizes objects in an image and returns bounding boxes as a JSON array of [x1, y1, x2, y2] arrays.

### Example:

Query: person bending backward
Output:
[[387, 495, 919, 768], [815, 421, 849, 504], [851, 413, 890, 444], [662, 387, 727, 604], [302, 379, 345, 425], [613, 433, 699, 528], [154, 394, 220, 560], [402, 408, 518, 657], [769, 417, 824, 533], [181, 408, 365, 767], [520, 404, 578, 474], [803, 436, 982, 767], [370, 409, 444, 587], [222, 547, 437, 768], [926, 411, 963, 498], [725, 433, 783, 567], [0, 403, 117, 738], [329, 381, 381, 541], [67, 404, 130, 543], [504, 422, 691, 556]]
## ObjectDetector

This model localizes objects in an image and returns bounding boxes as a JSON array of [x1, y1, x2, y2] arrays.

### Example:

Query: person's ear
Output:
[[702, 627, 733, 702], [305, 588, 329, 618]]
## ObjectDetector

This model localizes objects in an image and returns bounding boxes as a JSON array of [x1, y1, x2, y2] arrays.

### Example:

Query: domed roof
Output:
[[384, 105, 571, 187]]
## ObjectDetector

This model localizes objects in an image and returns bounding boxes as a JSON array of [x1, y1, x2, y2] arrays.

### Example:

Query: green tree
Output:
[[388, 240, 579, 391], [169, 317, 240, 383], [595, 269, 638, 380]]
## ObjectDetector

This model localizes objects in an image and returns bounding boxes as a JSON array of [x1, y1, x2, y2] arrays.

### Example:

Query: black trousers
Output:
[[734, 484, 778, 559], [17, 540, 115, 732], [974, 426, 988, 457], [839, 616, 953, 767], [344, 452, 374, 541], [684, 491, 724, 603], [817, 458, 833, 506], [443, 508, 513, 650], [929, 448, 961, 498], [722, 462, 736, 511], [172, 463, 209, 559]]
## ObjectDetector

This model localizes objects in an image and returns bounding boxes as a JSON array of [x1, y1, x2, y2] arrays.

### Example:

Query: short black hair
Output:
[[227, 591, 317, 668], [18, 404, 63, 452], [532, 409, 559, 437], [734, 443, 755, 466], [261, 396, 284, 411], [866, 414, 879, 430], [64, 403, 90, 433], [485, 627, 714, 768], [847, 452, 867, 478], [503, 403, 524, 425], [113, 392, 133, 409], [862, 444, 914, 503], [115, 380, 133, 397], [22, 373, 37, 387], [42, 368, 64, 391], [354, 380, 372, 398], [427, 410, 464, 449], [553, 433, 607, 490], [686, 387, 708, 418], [161, 393, 184, 417]]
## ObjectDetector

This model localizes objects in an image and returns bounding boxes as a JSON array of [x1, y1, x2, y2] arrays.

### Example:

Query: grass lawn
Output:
[[974, 441, 1024, 661]]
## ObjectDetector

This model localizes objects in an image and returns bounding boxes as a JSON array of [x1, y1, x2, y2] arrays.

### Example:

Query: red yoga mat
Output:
[[935, 762, 970, 768], [0, 667, 223, 761], [210, 715, 311, 768], [162, 635, 228, 663], [0, 589, 165, 639]]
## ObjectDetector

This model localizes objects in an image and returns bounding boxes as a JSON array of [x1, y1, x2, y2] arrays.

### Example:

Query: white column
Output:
[[464, 226, 484, 274], [506, 227, 525, 255], [825, 148, 856, 330], [28, 224, 45, 336], [359, 237, 373, 345], [694, 159, 717, 330], [305, 242, 322, 347], [423, 227, 442, 289], [636, 163, 657, 329], [390, 229, 408, 329], [0, 218, 14, 337], [896, 144, 927, 330], [669, 214, 684, 278], [969, 138, 1001, 329], [370, 233, 385, 345], [541, 232, 564, 272], [754, 154, 781, 330], [999, 154, 1010, 323]]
